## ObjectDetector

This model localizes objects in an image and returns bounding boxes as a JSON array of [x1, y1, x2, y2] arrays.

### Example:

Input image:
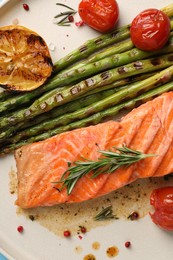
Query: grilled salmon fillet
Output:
[[15, 92, 173, 208]]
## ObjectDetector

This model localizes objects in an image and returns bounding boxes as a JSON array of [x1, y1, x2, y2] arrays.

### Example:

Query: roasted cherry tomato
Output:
[[150, 187, 173, 231], [130, 9, 170, 51], [78, 0, 119, 33]]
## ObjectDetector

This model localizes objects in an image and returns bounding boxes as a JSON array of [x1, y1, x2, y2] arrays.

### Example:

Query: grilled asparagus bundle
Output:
[[0, 4, 173, 155]]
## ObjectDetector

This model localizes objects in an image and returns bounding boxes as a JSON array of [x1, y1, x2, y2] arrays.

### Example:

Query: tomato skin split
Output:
[[78, 0, 119, 33], [150, 187, 173, 231], [130, 9, 171, 51]]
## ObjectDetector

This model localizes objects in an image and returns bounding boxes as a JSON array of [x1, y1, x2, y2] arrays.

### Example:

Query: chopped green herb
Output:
[[94, 206, 118, 221]]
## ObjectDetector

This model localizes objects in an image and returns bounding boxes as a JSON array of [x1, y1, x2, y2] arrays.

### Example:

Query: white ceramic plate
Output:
[[1, 0, 173, 259]]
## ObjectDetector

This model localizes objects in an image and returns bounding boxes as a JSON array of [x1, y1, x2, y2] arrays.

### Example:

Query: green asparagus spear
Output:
[[0, 72, 155, 142], [56, 20, 173, 74], [1, 54, 173, 130], [53, 25, 131, 74], [161, 3, 173, 17], [0, 89, 18, 102], [0, 30, 173, 115], [1, 66, 173, 144], [1, 80, 173, 156], [59, 38, 134, 74], [7, 67, 173, 142], [0, 87, 119, 141], [0, 72, 152, 141], [54, 34, 173, 85], [84, 71, 156, 96]]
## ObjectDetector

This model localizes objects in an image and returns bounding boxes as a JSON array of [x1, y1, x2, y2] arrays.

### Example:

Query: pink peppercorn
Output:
[[68, 15, 74, 22], [23, 4, 29, 11], [63, 230, 71, 237], [17, 225, 24, 233], [128, 211, 139, 220], [125, 241, 131, 248], [80, 226, 87, 233]]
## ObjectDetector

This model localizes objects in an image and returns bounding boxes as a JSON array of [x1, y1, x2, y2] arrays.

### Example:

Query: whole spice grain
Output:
[[125, 241, 131, 248], [23, 4, 29, 11], [17, 225, 24, 233], [63, 230, 71, 237]]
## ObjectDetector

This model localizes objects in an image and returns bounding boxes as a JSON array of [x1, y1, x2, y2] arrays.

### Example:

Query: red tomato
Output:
[[130, 9, 171, 51], [78, 0, 119, 33], [150, 187, 173, 231]]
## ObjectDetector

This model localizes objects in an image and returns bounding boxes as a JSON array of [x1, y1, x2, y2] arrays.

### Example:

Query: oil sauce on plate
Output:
[[9, 168, 173, 238], [9, 169, 173, 258]]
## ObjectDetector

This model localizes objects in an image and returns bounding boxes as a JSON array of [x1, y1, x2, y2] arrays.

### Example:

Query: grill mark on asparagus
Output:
[[151, 58, 162, 66], [129, 49, 138, 57], [55, 93, 64, 102], [70, 86, 81, 95], [85, 78, 95, 87], [101, 71, 110, 80], [79, 45, 88, 53], [25, 109, 32, 117], [134, 61, 143, 70], [40, 102, 47, 110], [117, 66, 129, 74], [94, 38, 103, 45], [110, 26, 130, 39], [65, 54, 73, 62]]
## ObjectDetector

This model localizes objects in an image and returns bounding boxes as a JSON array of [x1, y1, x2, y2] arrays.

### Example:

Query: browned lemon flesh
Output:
[[0, 25, 53, 91]]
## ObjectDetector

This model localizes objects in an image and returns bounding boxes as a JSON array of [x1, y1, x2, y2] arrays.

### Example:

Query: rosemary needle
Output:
[[54, 3, 77, 26], [53, 146, 156, 195], [94, 206, 118, 221], [56, 3, 75, 11], [54, 11, 76, 19]]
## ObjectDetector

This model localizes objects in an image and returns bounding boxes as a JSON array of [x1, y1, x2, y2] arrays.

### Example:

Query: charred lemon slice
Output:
[[0, 25, 53, 91]]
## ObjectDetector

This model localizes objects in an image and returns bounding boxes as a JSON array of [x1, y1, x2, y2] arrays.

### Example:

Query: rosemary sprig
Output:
[[54, 3, 77, 26], [94, 206, 118, 221], [54, 146, 156, 195]]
